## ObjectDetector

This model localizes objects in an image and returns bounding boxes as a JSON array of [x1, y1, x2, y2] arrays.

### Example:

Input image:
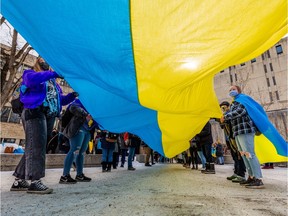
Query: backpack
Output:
[[11, 83, 24, 115], [61, 108, 73, 129]]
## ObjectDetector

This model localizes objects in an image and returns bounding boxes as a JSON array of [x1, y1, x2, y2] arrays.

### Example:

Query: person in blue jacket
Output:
[[60, 99, 98, 183], [10, 57, 78, 194]]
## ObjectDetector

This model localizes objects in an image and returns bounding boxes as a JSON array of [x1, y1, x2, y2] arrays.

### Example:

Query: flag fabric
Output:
[[1, 0, 287, 158]]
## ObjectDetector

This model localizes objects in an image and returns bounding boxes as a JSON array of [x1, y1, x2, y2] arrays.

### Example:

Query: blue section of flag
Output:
[[2, 0, 164, 155], [235, 94, 287, 156]]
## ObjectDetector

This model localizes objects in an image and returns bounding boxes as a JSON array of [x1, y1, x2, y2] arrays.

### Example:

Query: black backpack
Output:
[[61, 108, 73, 128]]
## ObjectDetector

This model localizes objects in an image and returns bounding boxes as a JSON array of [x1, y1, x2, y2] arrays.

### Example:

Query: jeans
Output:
[[63, 126, 91, 176], [197, 150, 206, 168], [13, 109, 55, 181], [102, 148, 115, 163], [120, 149, 128, 165], [235, 133, 262, 179], [128, 147, 136, 167], [217, 156, 224, 164]]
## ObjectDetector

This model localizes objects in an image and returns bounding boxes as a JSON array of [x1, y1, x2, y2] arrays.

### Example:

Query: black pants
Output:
[[231, 148, 246, 177]]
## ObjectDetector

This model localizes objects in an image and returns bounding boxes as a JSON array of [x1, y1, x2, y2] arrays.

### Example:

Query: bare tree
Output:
[[0, 17, 34, 109]]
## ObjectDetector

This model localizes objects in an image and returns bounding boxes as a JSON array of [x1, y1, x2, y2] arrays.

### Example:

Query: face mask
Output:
[[39, 62, 50, 71], [229, 90, 238, 97]]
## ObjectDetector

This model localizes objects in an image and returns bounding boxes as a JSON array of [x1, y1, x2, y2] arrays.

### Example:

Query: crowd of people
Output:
[[10, 57, 279, 194]]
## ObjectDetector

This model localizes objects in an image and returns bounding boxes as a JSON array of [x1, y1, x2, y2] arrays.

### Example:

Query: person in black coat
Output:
[[195, 121, 215, 174]]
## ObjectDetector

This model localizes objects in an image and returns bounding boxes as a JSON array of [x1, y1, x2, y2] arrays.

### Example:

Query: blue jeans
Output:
[[102, 148, 114, 163], [235, 133, 262, 179], [128, 147, 136, 167], [63, 126, 91, 176], [13, 109, 55, 181], [197, 150, 206, 168], [217, 156, 224, 164]]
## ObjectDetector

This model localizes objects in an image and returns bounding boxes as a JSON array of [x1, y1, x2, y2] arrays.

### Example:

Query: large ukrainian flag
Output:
[[2, 0, 287, 160]]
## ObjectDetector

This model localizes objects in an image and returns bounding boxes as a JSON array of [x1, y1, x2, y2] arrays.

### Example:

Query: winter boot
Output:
[[204, 163, 216, 174], [107, 163, 112, 172], [201, 163, 210, 173], [102, 162, 107, 172]]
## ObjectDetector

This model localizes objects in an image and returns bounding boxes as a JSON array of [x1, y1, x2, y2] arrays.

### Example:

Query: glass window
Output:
[[251, 58, 256, 63], [266, 78, 270, 87], [235, 73, 237, 81], [275, 91, 280, 100], [266, 50, 270, 58], [261, 54, 265, 60], [3, 138, 16, 143], [276, 45, 283, 54], [8, 112, 21, 124], [269, 63, 273, 71], [269, 92, 273, 102], [0, 107, 11, 122], [220, 70, 224, 73], [229, 74, 233, 83], [240, 63, 245, 66], [272, 76, 276, 85], [263, 65, 267, 73]]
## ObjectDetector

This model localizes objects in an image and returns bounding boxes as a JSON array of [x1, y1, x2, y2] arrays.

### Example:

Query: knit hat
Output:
[[220, 101, 230, 107]]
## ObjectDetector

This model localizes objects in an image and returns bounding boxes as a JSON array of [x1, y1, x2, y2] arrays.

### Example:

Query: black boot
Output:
[[204, 163, 216, 174], [107, 163, 112, 172], [201, 162, 210, 173], [102, 162, 107, 172]]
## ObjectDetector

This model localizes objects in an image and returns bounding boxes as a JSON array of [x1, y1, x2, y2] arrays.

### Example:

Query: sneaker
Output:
[[27, 180, 53, 194], [145, 163, 152, 167], [10, 179, 30, 191], [75, 174, 91, 182], [120, 164, 124, 168], [239, 177, 255, 186], [232, 176, 246, 183], [59, 174, 77, 184], [128, 166, 136, 171], [227, 174, 238, 180], [245, 179, 264, 189]]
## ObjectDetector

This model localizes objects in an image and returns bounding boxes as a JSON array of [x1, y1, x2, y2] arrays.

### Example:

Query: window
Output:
[[269, 92, 273, 102], [240, 63, 245, 66], [272, 76, 276, 85], [275, 91, 280, 100], [276, 45, 283, 54], [263, 65, 267, 73], [220, 70, 224, 73], [8, 112, 21, 124], [261, 54, 265, 60], [230, 74, 233, 83], [0, 107, 11, 122], [266, 78, 270, 87], [3, 138, 16, 143], [234, 73, 237, 81], [251, 58, 256, 63], [269, 63, 273, 71], [266, 50, 270, 58], [0, 106, 21, 123]]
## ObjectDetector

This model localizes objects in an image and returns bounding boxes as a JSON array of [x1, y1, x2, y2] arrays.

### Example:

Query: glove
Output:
[[72, 92, 79, 97]]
